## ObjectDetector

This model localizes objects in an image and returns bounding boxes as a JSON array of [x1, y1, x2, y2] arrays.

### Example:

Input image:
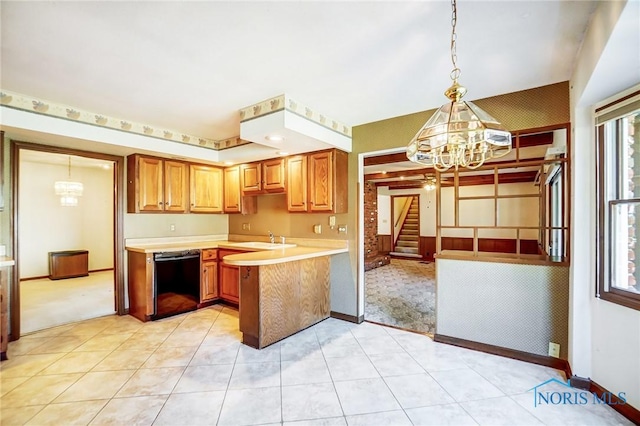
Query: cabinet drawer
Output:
[[202, 248, 218, 261]]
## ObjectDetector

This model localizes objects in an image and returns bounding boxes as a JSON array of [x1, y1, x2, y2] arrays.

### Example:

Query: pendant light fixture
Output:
[[54, 156, 83, 206], [406, 0, 512, 171]]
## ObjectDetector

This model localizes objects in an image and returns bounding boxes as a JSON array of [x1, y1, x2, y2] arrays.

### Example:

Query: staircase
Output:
[[393, 196, 420, 257]]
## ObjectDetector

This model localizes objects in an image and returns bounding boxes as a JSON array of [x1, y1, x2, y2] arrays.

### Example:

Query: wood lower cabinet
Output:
[[1, 268, 9, 360], [218, 249, 245, 304], [201, 249, 218, 302], [127, 251, 155, 322], [190, 165, 223, 213]]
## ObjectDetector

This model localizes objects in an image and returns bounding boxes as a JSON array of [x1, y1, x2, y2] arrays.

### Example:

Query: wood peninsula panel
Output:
[[260, 262, 301, 347], [299, 257, 330, 327], [240, 256, 331, 349]]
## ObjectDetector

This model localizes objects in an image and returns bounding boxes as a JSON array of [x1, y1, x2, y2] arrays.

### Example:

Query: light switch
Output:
[[329, 216, 336, 227]]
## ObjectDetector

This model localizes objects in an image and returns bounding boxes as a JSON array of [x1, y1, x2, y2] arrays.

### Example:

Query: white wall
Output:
[[377, 182, 539, 239], [377, 188, 436, 236], [570, 0, 640, 410], [19, 160, 113, 277]]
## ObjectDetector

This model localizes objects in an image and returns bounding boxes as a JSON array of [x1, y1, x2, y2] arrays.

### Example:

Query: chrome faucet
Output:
[[280, 236, 286, 244], [268, 231, 275, 244]]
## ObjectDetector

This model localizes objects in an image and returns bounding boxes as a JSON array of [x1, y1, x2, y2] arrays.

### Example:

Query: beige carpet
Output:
[[20, 270, 115, 334]]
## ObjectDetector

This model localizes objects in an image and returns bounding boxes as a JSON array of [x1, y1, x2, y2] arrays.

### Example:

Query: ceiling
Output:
[[1, 0, 598, 164]]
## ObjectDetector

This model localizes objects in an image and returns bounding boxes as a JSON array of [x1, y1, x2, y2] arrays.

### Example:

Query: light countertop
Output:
[[222, 246, 348, 266], [0, 257, 15, 268], [125, 236, 348, 266]]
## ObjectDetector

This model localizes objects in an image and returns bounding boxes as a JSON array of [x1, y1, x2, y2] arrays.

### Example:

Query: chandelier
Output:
[[423, 175, 437, 191], [54, 156, 83, 206], [406, 0, 512, 171]]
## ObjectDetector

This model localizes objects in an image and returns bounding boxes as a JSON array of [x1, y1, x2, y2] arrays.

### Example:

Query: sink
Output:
[[228, 242, 297, 250]]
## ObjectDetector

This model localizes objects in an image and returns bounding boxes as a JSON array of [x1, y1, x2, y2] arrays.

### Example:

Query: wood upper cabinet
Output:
[[201, 249, 218, 302], [224, 166, 242, 213], [241, 158, 285, 194], [241, 163, 262, 193], [163, 160, 188, 212], [287, 155, 308, 212], [287, 149, 348, 213], [262, 158, 286, 192], [308, 151, 334, 212], [189, 165, 223, 213], [224, 166, 257, 214], [127, 154, 188, 213]]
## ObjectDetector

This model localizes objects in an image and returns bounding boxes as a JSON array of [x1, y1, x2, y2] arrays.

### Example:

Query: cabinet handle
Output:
[[158, 202, 163, 205], [242, 267, 251, 279]]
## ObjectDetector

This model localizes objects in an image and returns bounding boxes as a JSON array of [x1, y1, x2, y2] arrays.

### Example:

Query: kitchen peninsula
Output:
[[125, 236, 347, 348]]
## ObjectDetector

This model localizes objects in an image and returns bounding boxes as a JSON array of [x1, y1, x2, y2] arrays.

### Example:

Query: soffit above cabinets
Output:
[[239, 94, 352, 157]]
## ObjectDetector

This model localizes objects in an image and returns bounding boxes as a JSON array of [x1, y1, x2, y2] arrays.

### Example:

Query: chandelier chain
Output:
[[450, 0, 460, 82]]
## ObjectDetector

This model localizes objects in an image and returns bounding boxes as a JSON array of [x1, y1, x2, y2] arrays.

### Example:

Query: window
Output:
[[596, 91, 640, 310]]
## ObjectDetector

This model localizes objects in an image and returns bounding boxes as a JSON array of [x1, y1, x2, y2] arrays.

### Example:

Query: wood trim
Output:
[[365, 320, 433, 338], [10, 141, 126, 342], [0, 131, 4, 211], [434, 334, 572, 379], [19, 275, 49, 282], [589, 379, 640, 424], [595, 89, 640, 113], [330, 311, 364, 324]]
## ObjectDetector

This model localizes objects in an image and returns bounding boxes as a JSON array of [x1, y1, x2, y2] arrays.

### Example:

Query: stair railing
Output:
[[394, 196, 415, 247]]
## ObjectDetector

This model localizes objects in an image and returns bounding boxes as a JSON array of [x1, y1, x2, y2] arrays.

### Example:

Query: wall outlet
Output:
[[313, 224, 322, 234], [169, 224, 176, 232], [337, 225, 347, 234], [548, 342, 560, 358], [242, 223, 251, 230]]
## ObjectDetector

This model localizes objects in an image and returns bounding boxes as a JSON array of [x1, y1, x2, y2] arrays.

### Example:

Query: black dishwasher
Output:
[[153, 250, 201, 320]]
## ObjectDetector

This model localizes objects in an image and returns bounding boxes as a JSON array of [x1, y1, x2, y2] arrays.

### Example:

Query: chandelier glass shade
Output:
[[54, 157, 83, 206], [423, 176, 437, 191], [407, 0, 512, 171]]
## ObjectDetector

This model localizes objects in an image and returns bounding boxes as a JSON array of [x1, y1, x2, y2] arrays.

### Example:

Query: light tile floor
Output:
[[0, 306, 632, 425]]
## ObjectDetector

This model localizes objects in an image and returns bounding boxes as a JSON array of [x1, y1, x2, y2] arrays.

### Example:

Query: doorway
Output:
[[10, 141, 125, 339], [360, 149, 437, 334]]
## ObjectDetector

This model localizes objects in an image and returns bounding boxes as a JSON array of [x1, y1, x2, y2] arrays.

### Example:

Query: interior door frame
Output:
[[10, 140, 125, 341]]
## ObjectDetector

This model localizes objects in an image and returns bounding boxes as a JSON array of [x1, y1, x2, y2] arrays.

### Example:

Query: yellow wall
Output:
[[228, 194, 349, 240], [338, 81, 571, 316]]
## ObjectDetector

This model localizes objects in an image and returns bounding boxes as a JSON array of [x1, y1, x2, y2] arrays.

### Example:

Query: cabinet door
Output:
[[241, 163, 262, 193], [224, 166, 241, 213], [263, 158, 286, 192], [138, 156, 164, 212], [164, 160, 188, 212], [190, 165, 223, 213], [287, 155, 308, 212], [201, 261, 219, 302], [219, 263, 239, 303], [308, 151, 334, 212]]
